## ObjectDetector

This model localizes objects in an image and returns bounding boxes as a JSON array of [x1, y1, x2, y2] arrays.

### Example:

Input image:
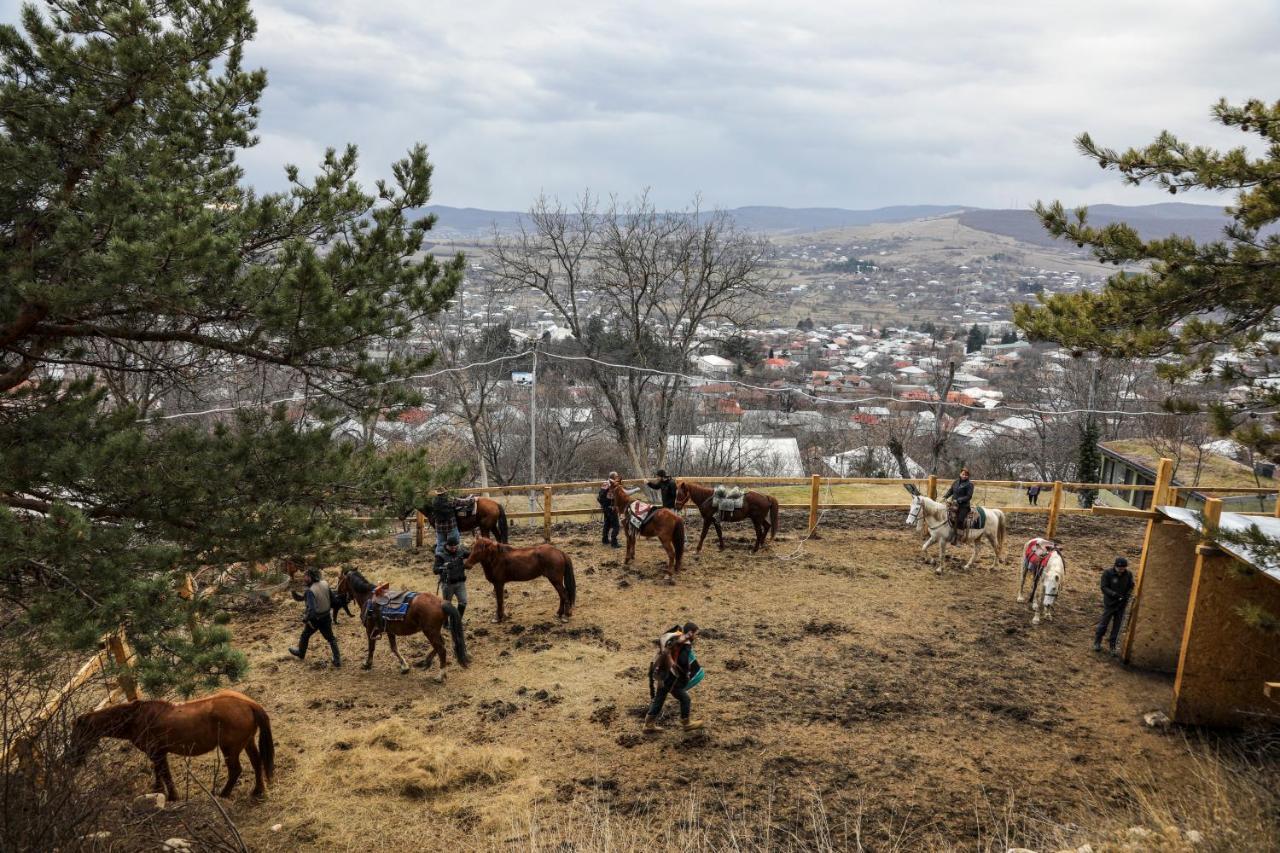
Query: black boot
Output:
[[457, 604, 466, 621]]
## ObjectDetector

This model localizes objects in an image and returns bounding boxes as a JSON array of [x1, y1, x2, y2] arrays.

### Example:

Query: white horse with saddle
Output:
[[1018, 537, 1064, 625], [903, 485, 1006, 573]]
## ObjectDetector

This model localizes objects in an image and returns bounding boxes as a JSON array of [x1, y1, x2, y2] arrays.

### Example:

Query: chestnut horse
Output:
[[337, 568, 469, 681], [675, 480, 780, 553], [465, 536, 576, 623], [607, 480, 685, 582], [70, 690, 274, 801], [412, 496, 509, 542]]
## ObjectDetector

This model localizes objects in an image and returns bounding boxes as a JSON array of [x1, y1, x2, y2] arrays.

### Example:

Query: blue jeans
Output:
[[649, 679, 691, 719], [434, 528, 459, 559]]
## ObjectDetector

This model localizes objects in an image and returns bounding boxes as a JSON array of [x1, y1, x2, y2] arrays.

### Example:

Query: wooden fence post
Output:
[[1152, 457, 1174, 508], [416, 510, 426, 548], [1046, 481, 1064, 538], [1201, 496, 1223, 538], [808, 474, 821, 535], [106, 630, 140, 701], [543, 486, 553, 543], [927, 474, 938, 500]]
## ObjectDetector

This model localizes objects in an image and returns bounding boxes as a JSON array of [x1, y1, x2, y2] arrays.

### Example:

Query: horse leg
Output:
[[245, 740, 266, 799], [714, 518, 725, 551], [493, 583, 506, 623], [426, 626, 448, 683], [387, 633, 410, 674], [662, 537, 677, 584], [936, 537, 946, 575], [696, 516, 711, 554], [363, 631, 376, 670], [149, 754, 166, 794], [965, 536, 979, 569], [156, 754, 178, 801], [549, 574, 569, 621], [1017, 570, 1027, 603], [217, 745, 241, 797], [751, 518, 765, 552], [1032, 595, 1042, 626], [625, 532, 635, 564]]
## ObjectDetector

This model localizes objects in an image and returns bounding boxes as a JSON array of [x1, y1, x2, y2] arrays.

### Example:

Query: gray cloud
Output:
[[6, 0, 1278, 210]]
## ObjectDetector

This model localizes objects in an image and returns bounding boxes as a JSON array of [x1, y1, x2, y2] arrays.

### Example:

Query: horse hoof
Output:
[[399, 668, 409, 675], [361, 663, 372, 671], [434, 672, 446, 683]]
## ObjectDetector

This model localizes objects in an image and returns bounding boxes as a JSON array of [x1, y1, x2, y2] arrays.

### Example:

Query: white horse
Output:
[[904, 488, 1006, 574], [1018, 538, 1064, 625]]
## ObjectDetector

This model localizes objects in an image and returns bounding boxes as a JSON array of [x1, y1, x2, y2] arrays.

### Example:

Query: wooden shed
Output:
[[1122, 466, 1280, 727]]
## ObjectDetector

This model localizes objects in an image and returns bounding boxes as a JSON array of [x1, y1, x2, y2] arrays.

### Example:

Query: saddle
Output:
[[628, 502, 659, 530], [712, 485, 746, 517], [365, 590, 418, 623], [947, 505, 985, 531], [454, 496, 478, 518], [1023, 539, 1062, 575]]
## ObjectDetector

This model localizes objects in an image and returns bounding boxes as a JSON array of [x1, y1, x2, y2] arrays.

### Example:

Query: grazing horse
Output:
[[675, 480, 779, 553], [1018, 538, 1065, 625], [903, 486, 1005, 573], [70, 690, 274, 801], [337, 568, 469, 681], [411, 496, 509, 543], [607, 480, 685, 582], [465, 536, 576, 622]]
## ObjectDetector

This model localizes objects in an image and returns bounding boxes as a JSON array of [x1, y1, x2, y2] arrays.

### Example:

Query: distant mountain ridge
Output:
[[421, 201, 1233, 244]]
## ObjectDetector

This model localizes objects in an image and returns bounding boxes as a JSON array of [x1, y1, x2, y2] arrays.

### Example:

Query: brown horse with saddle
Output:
[[70, 690, 274, 801], [675, 480, 779, 553], [337, 568, 469, 681], [606, 480, 685, 582], [409, 495, 510, 542], [466, 536, 576, 622]]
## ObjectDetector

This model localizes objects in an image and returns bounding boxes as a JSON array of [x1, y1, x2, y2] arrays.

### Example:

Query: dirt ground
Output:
[[89, 511, 1229, 850]]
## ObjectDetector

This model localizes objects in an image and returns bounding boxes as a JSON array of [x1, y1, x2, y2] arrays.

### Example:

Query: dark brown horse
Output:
[[70, 690, 274, 800], [413, 496, 509, 542], [675, 480, 779, 553], [337, 568, 469, 681], [465, 536, 576, 623], [607, 480, 685, 582]]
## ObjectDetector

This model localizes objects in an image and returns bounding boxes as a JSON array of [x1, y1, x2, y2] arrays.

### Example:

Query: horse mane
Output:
[[344, 569, 374, 594]]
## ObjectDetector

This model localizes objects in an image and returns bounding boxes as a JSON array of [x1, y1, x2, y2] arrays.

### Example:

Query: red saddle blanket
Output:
[[630, 501, 654, 516]]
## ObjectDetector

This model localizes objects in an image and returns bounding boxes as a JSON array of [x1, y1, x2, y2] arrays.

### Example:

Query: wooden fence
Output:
[[412, 461, 1280, 545]]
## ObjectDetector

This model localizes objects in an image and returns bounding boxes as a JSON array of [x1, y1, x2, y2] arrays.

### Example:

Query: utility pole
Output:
[[528, 344, 538, 511]]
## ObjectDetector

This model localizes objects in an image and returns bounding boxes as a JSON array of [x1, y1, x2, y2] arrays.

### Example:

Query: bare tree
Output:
[[488, 192, 772, 475]]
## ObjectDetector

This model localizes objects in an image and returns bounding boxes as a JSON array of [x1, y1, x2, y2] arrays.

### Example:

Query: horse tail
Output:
[[769, 496, 780, 540], [563, 554, 577, 606], [673, 518, 685, 567], [496, 505, 509, 543], [251, 703, 274, 782], [443, 602, 470, 666]]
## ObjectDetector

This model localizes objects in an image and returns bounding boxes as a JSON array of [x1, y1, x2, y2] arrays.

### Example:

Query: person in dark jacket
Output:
[[431, 487, 460, 559], [434, 540, 470, 620], [1094, 557, 1134, 654], [1026, 484, 1041, 506], [943, 468, 974, 542], [289, 568, 341, 667], [644, 622, 703, 733], [597, 471, 621, 547], [647, 469, 677, 509]]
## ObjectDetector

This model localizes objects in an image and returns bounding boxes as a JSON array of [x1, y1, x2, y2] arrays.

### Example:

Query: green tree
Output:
[[1013, 97, 1280, 458], [965, 324, 987, 353], [797, 317, 815, 332], [1000, 329, 1018, 345], [1076, 420, 1101, 508], [0, 1, 464, 691]]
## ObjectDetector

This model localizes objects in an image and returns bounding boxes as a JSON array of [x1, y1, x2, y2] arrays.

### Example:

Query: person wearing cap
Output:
[[942, 468, 974, 542], [597, 471, 621, 548], [434, 539, 470, 620], [646, 469, 678, 509], [430, 486, 460, 559], [289, 567, 341, 667], [644, 622, 704, 733], [1094, 556, 1135, 654]]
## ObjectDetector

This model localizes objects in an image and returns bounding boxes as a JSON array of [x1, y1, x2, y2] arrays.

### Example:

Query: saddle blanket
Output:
[[713, 485, 746, 514], [954, 506, 987, 530], [1023, 538, 1062, 574], [454, 496, 478, 518], [366, 591, 418, 621], [628, 503, 658, 530]]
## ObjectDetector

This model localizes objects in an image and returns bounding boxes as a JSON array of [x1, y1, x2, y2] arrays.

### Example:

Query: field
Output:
[[85, 512, 1274, 851]]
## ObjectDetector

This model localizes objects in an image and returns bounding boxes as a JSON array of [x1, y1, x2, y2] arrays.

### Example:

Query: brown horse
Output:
[[70, 690, 274, 801], [465, 536, 576, 623], [413, 496, 509, 542], [675, 480, 780, 553], [607, 480, 685, 582], [337, 568, 469, 681]]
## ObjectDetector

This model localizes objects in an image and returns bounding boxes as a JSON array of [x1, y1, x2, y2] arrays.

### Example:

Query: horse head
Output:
[[674, 481, 690, 509], [904, 492, 923, 527], [466, 536, 495, 567]]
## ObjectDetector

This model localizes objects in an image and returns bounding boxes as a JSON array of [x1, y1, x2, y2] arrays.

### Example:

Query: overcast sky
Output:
[[12, 0, 1280, 210]]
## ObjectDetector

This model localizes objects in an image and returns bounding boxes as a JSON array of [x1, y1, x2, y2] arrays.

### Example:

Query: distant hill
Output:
[[420, 201, 1235, 244], [956, 203, 1233, 247]]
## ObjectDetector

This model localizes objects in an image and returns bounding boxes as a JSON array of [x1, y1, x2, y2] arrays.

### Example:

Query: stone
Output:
[[271, 824, 284, 832], [161, 840, 192, 852], [1006, 848, 1039, 853], [1142, 710, 1171, 728], [131, 792, 165, 812], [1184, 829, 1204, 845], [79, 831, 112, 843], [1126, 826, 1154, 841]]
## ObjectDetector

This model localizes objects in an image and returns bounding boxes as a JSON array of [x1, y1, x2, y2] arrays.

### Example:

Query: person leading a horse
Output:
[[431, 487, 461, 558], [647, 469, 678, 509], [644, 622, 704, 733], [434, 540, 470, 621], [288, 567, 341, 668], [942, 468, 974, 544], [597, 471, 622, 548]]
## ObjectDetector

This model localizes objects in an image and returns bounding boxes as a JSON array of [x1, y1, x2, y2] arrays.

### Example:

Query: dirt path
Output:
[[94, 512, 1198, 849]]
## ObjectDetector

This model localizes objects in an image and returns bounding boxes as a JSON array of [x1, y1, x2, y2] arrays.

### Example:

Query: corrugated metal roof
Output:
[[1156, 505, 1280, 583]]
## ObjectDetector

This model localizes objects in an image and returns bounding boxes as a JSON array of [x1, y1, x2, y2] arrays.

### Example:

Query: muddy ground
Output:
[[90, 512, 1216, 850]]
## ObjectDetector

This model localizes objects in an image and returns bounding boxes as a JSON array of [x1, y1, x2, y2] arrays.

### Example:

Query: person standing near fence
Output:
[[1027, 484, 1041, 506], [289, 568, 341, 667], [1093, 557, 1134, 655], [598, 471, 621, 548], [647, 469, 678, 509]]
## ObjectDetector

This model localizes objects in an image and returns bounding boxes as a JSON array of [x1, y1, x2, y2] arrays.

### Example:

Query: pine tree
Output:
[[1076, 420, 1101, 508], [965, 324, 987, 353], [1014, 97, 1280, 458], [0, 2, 464, 691]]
